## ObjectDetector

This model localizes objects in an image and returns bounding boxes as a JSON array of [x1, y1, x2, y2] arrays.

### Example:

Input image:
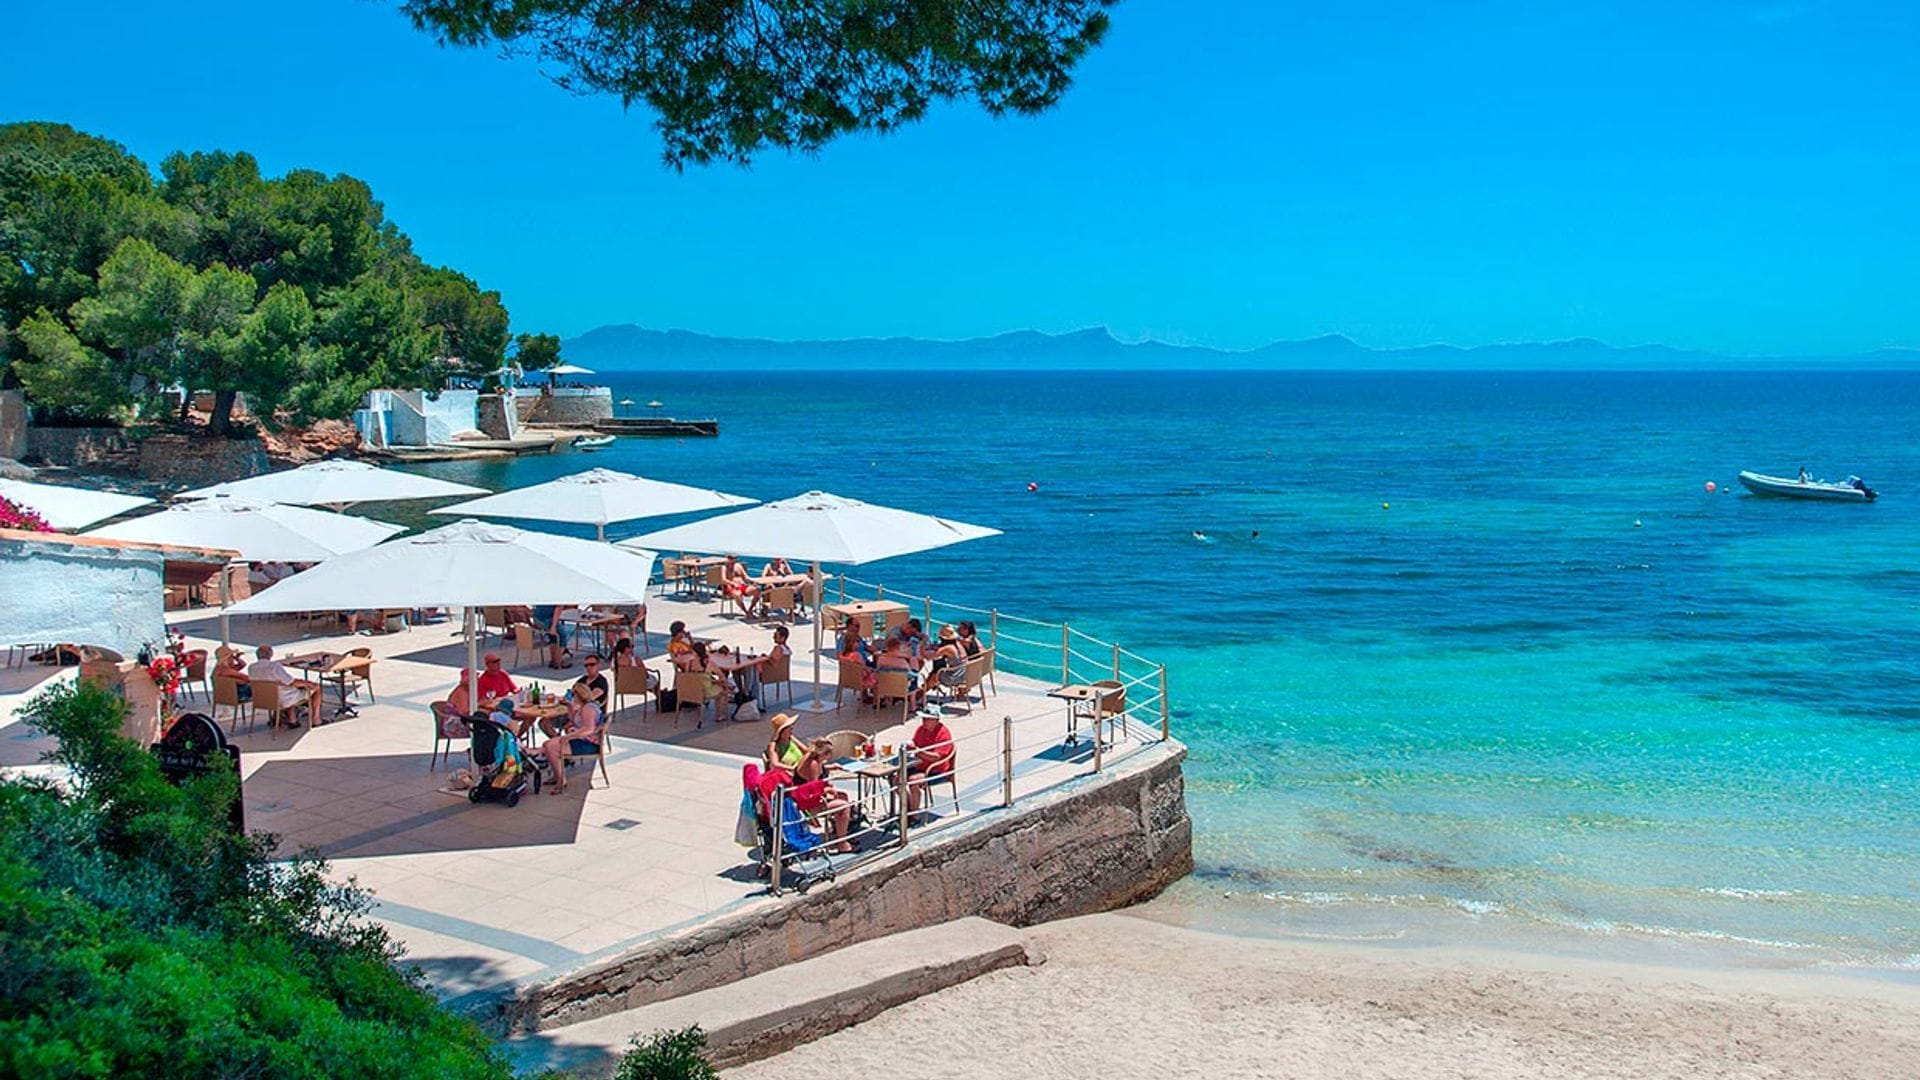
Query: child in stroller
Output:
[[468, 711, 540, 806]]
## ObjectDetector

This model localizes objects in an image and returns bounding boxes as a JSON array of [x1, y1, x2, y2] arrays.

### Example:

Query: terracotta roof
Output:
[[0, 528, 238, 563]]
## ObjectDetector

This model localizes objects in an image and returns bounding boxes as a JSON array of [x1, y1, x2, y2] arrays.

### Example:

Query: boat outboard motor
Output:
[[1848, 476, 1879, 501]]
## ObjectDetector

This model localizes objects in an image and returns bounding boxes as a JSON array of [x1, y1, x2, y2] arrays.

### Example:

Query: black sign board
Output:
[[152, 712, 245, 833]]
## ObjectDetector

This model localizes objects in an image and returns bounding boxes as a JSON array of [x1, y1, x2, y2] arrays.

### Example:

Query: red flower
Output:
[[0, 495, 54, 533]]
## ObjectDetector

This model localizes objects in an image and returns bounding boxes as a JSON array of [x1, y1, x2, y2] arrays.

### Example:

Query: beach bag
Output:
[[734, 792, 759, 847], [734, 700, 761, 724]]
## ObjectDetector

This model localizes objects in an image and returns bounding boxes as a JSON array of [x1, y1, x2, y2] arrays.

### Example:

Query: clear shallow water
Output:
[[399, 369, 1920, 967]]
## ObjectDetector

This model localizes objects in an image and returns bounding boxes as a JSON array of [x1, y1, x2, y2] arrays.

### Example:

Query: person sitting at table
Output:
[[667, 621, 699, 671], [476, 652, 517, 703], [956, 620, 985, 659], [539, 700, 602, 796], [765, 712, 806, 771], [686, 640, 727, 713], [346, 608, 387, 635], [721, 554, 760, 618], [896, 618, 932, 662], [540, 666, 608, 739], [925, 624, 967, 682], [767, 624, 792, 663], [873, 635, 923, 712], [793, 737, 854, 852], [611, 636, 639, 670], [761, 556, 793, 578], [903, 710, 955, 818], [836, 617, 871, 666], [215, 645, 252, 703], [247, 644, 319, 728]]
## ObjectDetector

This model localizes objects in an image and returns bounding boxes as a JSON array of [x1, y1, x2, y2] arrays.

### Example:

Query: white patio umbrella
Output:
[[226, 519, 659, 712], [544, 363, 594, 377], [85, 497, 405, 648], [0, 477, 153, 531], [84, 497, 404, 562], [622, 491, 1000, 712], [177, 460, 487, 511], [428, 467, 757, 541]]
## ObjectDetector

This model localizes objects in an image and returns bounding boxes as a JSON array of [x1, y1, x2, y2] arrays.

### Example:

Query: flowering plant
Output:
[[0, 495, 53, 532], [147, 654, 182, 700]]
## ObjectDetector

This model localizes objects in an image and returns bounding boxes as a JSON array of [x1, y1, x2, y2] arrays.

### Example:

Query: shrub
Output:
[[614, 1026, 719, 1080], [0, 681, 513, 1078]]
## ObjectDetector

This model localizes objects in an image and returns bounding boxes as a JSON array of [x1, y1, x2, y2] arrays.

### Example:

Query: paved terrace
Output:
[[1, 583, 1169, 1013]]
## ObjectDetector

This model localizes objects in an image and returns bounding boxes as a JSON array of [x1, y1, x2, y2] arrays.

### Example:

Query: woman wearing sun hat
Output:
[[764, 712, 805, 771]]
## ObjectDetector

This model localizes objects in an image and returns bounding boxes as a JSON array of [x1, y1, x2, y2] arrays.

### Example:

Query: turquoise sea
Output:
[[402, 368, 1920, 970]]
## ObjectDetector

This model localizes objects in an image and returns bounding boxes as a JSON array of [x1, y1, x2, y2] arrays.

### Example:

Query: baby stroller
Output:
[[740, 763, 834, 891], [468, 713, 540, 807]]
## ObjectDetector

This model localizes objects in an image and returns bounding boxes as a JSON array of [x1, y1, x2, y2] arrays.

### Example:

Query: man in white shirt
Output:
[[247, 644, 320, 728]]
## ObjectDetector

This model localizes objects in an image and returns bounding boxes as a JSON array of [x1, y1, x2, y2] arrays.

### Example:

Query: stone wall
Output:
[[0, 390, 25, 462], [24, 425, 128, 468], [514, 386, 613, 426], [477, 394, 518, 439], [480, 740, 1192, 1035], [134, 433, 269, 486]]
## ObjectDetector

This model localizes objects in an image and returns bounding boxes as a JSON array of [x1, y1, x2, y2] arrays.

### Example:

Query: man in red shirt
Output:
[[905, 711, 954, 816], [476, 653, 518, 704]]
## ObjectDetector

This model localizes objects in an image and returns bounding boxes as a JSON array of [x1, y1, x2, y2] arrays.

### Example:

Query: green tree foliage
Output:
[[417, 265, 512, 375], [1, 681, 511, 1078], [0, 122, 557, 430], [403, 0, 1116, 167], [513, 330, 563, 371], [615, 1026, 719, 1080]]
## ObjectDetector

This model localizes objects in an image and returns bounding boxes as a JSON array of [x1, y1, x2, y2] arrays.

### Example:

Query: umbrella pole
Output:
[[465, 607, 479, 712], [795, 559, 833, 713], [218, 561, 232, 650]]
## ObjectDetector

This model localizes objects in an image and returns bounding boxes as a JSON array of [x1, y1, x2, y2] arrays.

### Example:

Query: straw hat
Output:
[[938, 625, 957, 642], [769, 712, 798, 739]]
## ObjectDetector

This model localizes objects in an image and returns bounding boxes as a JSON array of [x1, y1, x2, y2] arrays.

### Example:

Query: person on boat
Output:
[[1798, 467, 1810, 483]]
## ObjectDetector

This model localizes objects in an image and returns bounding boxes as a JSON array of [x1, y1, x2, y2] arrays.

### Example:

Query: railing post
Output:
[[837, 573, 846, 603], [989, 609, 999, 649], [768, 783, 786, 895], [1060, 624, 1071, 684], [1001, 714, 1014, 808], [1093, 712, 1104, 773], [1112, 643, 1121, 681], [1159, 665, 1169, 740], [896, 744, 911, 844], [876, 584, 886, 602], [924, 595, 934, 629]]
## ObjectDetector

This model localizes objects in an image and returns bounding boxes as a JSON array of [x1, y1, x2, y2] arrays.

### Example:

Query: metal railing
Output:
[[761, 578, 1175, 893]]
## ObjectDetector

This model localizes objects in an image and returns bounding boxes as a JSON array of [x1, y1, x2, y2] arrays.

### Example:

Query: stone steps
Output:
[[501, 916, 1032, 1077]]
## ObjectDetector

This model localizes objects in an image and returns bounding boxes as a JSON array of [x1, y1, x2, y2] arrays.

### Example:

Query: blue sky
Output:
[[5, 0, 1918, 355]]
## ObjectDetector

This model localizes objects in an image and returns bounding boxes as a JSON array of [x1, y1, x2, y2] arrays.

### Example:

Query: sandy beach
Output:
[[728, 910, 1920, 1080]]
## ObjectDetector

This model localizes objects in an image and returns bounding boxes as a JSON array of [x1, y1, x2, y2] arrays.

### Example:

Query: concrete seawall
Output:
[[481, 739, 1192, 1035]]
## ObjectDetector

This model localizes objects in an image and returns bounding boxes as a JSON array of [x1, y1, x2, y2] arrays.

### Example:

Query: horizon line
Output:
[[565, 323, 1920, 360]]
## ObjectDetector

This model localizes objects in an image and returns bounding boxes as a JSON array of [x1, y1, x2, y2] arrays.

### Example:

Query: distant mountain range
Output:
[[562, 325, 1920, 371]]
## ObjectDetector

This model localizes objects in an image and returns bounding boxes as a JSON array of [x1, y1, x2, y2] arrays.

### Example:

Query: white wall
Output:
[[0, 539, 167, 656]]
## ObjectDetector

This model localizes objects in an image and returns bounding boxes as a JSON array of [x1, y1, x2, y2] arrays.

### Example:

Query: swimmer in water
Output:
[[1191, 530, 1212, 543], [1251, 530, 1260, 540]]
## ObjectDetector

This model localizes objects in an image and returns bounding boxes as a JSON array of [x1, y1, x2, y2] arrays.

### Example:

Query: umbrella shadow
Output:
[[245, 751, 590, 860]]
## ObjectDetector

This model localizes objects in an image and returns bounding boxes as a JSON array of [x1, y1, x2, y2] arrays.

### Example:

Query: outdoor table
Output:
[[566, 611, 629, 655], [710, 652, 764, 714], [1048, 683, 1105, 747], [838, 755, 902, 818], [285, 652, 374, 721], [824, 600, 909, 637], [748, 573, 812, 588], [681, 555, 729, 599], [510, 700, 570, 741]]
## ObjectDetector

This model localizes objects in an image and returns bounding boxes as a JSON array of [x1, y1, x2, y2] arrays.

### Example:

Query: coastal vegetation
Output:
[[402, 0, 1116, 167], [0, 121, 523, 436], [0, 682, 513, 1077]]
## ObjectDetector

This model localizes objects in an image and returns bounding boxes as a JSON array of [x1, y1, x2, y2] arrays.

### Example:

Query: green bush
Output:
[[0, 681, 514, 1078], [614, 1026, 719, 1080]]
